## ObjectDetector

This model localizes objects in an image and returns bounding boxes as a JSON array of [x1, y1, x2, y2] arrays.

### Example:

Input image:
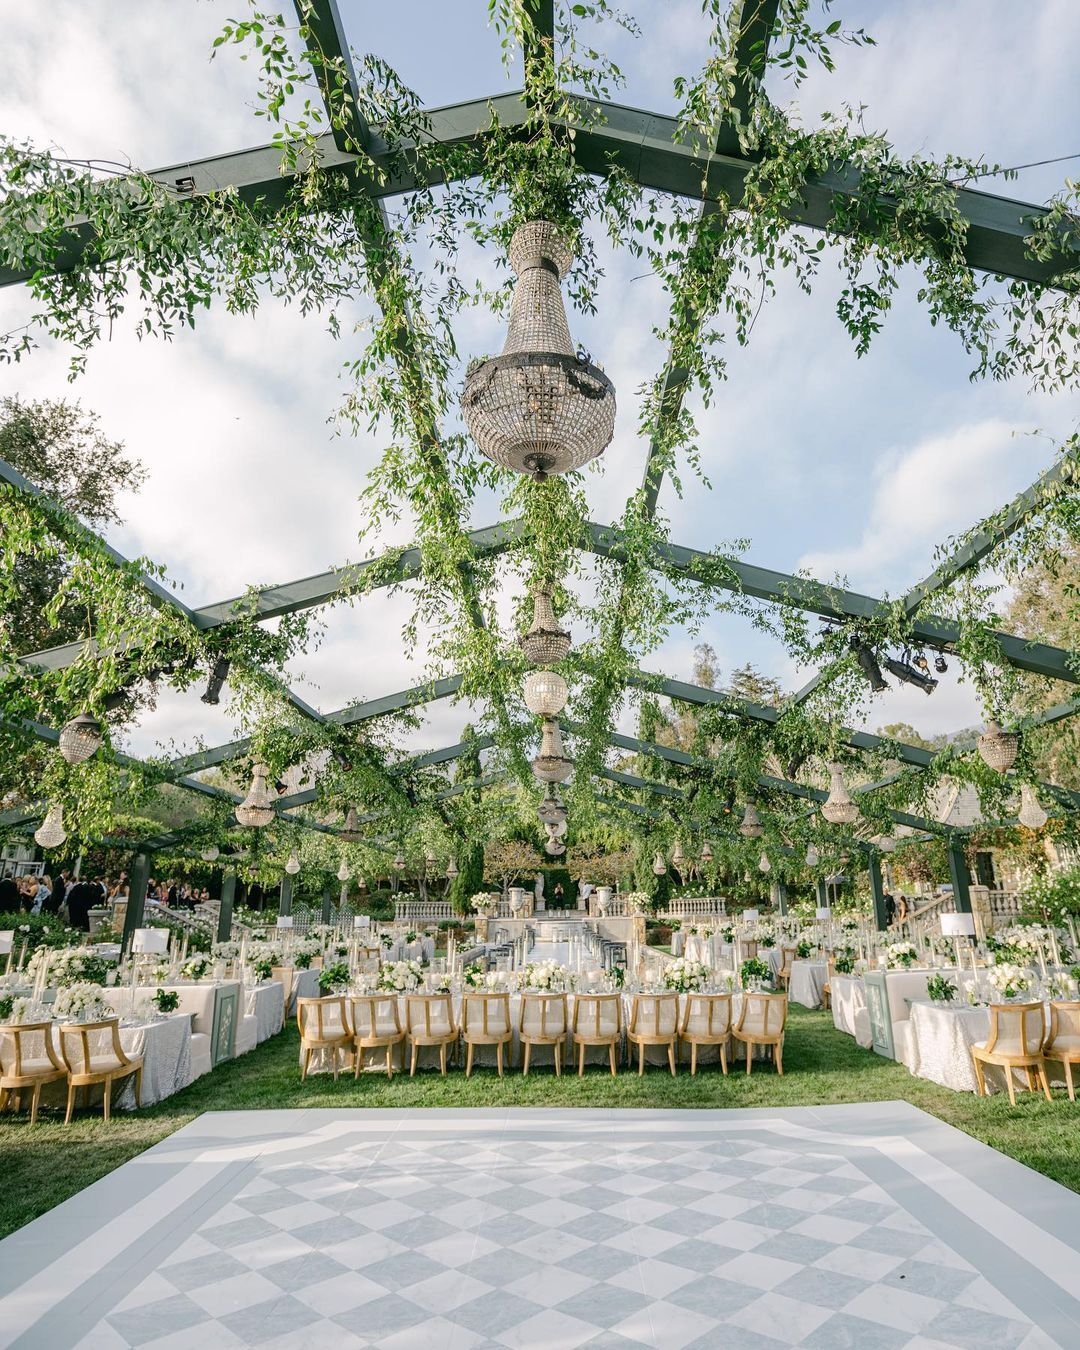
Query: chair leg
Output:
[[972, 1054, 985, 1097], [332, 1047, 340, 1083], [523, 1042, 531, 1077], [440, 1043, 448, 1076], [1006, 1065, 1017, 1108], [354, 1045, 364, 1080], [1066, 1059, 1075, 1103], [554, 1041, 562, 1077], [578, 1041, 586, 1078], [65, 1083, 76, 1124], [1039, 1062, 1052, 1103], [410, 1042, 419, 1077], [668, 1041, 676, 1077], [466, 1042, 475, 1078], [386, 1045, 394, 1079], [775, 1041, 784, 1076], [301, 1047, 309, 1081], [497, 1041, 504, 1079], [720, 1041, 728, 1075], [134, 1067, 142, 1108], [29, 1082, 41, 1126], [746, 1041, 753, 1075], [638, 1041, 645, 1077], [103, 1077, 111, 1123], [690, 1042, 698, 1077], [609, 1041, 617, 1077]]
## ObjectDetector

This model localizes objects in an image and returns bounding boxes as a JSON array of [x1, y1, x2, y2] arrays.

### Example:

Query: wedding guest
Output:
[[0, 873, 20, 911], [46, 870, 69, 916]]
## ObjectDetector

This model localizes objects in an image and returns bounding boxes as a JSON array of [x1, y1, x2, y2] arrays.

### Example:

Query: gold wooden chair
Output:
[[297, 995, 352, 1081], [680, 992, 732, 1075], [971, 1002, 1051, 1106], [461, 991, 513, 1077], [733, 992, 787, 1075], [572, 993, 622, 1077], [737, 938, 760, 963], [519, 992, 568, 1076], [405, 993, 458, 1076], [626, 992, 679, 1076], [778, 946, 798, 991], [821, 958, 837, 1012], [0, 1022, 67, 1124], [58, 1019, 142, 1123], [271, 965, 296, 1007], [350, 994, 405, 1079], [1044, 1000, 1080, 1102]]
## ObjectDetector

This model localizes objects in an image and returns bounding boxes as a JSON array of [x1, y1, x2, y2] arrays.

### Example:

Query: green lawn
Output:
[[2, 1006, 1078, 1239]]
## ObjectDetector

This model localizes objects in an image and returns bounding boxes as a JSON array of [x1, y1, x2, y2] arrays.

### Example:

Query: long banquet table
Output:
[[830, 974, 871, 1047], [789, 959, 829, 1010], [904, 999, 1067, 1094]]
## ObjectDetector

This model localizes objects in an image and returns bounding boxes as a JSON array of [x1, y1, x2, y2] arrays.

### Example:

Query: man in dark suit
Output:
[[66, 877, 94, 931], [46, 870, 69, 917]]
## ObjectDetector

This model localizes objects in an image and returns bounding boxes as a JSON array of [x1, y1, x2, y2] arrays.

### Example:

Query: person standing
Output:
[[66, 876, 93, 932], [47, 870, 69, 917], [884, 892, 896, 927]]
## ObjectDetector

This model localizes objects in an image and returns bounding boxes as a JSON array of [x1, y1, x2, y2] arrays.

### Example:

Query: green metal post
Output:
[[868, 852, 889, 932], [217, 870, 236, 943], [121, 851, 153, 953], [279, 874, 293, 917], [321, 886, 333, 926], [816, 879, 829, 911], [772, 882, 788, 916], [947, 837, 973, 914]]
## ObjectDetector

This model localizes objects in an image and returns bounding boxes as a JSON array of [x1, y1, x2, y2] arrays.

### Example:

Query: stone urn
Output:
[[508, 887, 525, 914], [596, 886, 612, 915]]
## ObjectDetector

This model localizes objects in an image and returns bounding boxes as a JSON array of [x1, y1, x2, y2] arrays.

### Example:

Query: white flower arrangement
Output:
[[470, 892, 498, 916], [212, 941, 242, 961], [0, 993, 33, 1024], [663, 958, 710, 993], [484, 970, 510, 991], [377, 960, 424, 993], [462, 961, 486, 989], [986, 963, 1031, 999], [885, 942, 919, 970], [53, 982, 110, 1021], [522, 960, 569, 991], [988, 925, 1048, 963], [180, 956, 213, 982], [28, 945, 110, 986], [623, 891, 650, 915]]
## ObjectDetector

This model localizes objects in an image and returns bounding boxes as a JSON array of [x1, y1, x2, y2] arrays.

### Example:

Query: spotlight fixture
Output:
[[58, 713, 104, 765], [933, 654, 948, 674], [913, 652, 930, 674], [849, 639, 887, 692], [200, 655, 231, 705], [883, 656, 937, 695], [234, 763, 276, 828]]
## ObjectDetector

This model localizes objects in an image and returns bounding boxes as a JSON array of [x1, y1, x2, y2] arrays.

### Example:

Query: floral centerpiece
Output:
[[463, 961, 486, 989], [0, 994, 32, 1023], [53, 982, 110, 1021], [926, 973, 957, 1005], [885, 942, 919, 970], [663, 958, 710, 993], [180, 955, 213, 981], [833, 948, 857, 975], [795, 939, 814, 960], [30, 946, 109, 987], [247, 943, 280, 981], [212, 940, 241, 961], [623, 891, 650, 915], [740, 957, 774, 991], [756, 924, 777, 949], [522, 961, 569, 991], [987, 925, 1047, 965], [470, 892, 498, 917], [986, 963, 1031, 1000], [318, 960, 352, 994], [378, 960, 423, 993], [153, 989, 180, 1014]]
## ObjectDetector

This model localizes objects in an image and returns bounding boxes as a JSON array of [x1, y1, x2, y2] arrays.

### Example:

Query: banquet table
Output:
[[247, 980, 285, 1041], [904, 1000, 1066, 1094], [290, 967, 320, 1012], [830, 974, 871, 1048], [789, 959, 829, 1010], [303, 988, 773, 1074]]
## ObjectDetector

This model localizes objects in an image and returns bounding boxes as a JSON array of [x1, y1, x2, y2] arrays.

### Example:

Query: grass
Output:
[[3, 1006, 1079, 1239]]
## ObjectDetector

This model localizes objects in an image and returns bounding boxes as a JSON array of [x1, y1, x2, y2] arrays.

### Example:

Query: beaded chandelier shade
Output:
[[821, 763, 860, 826], [58, 712, 104, 765], [532, 718, 573, 783], [34, 803, 67, 849], [523, 668, 568, 717], [462, 221, 616, 478], [520, 587, 571, 666], [537, 789, 567, 826], [739, 804, 763, 839], [341, 806, 362, 842], [1018, 782, 1048, 830], [235, 763, 275, 828], [978, 721, 1019, 773]]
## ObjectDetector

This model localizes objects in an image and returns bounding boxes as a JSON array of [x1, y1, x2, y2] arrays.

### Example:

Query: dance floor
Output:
[[1, 1104, 1078, 1348]]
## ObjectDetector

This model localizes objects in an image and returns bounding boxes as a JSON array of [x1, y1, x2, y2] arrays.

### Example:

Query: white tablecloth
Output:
[[830, 975, 871, 1047], [247, 981, 285, 1041], [789, 960, 829, 1009], [905, 1000, 1065, 1095], [116, 1015, 193, 1108], [291, 967, 320, 1012]]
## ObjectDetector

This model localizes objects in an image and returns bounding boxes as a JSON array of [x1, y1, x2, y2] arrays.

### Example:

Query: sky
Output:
[[2, 0, 1079, 767]]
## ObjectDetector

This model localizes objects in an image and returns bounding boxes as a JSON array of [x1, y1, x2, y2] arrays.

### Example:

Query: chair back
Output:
[[572, 993, 621, 1039], [1047, 1000, 1080, 1048], [0, 1022, 64, 1076], [986, 1001, 1044, 1056], [682, 993, 732, 1038], [463, 991, 512, 1036], [629, 992, 678, 1037], [406, 992, 455, 1037], [738, 938, 759, 961], [520, 992, 568, 1039], [737, 992, 787, 1038], [780, 946, 797, 970], [58, 1018, 129, 1075], [296, 995, 350, 1040], [271, 965, 296, 1001], [351, 994, 402, 1040]]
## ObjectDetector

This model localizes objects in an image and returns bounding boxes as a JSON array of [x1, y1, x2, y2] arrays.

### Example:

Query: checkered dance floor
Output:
[[2, 1105, 1078, 1348]]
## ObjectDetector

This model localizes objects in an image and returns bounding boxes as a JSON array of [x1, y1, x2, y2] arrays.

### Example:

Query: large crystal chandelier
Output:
[[462, 221, 616, 479], [532, 718, 573, 783], [821, 763, 860, 826], [235, 763, 276, 828], [58, 713, 104, 765], [520, 586, 571, 667], [35, 803, 67, 849]]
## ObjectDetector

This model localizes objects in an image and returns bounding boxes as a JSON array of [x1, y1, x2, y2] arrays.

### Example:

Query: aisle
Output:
[[3, 1105, 1077, 1348]]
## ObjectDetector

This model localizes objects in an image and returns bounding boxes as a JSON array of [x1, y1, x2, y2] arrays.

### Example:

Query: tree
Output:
[[0, 397, 144, 655], [446, 726, 485, 913], [483, 839, 541, 897]]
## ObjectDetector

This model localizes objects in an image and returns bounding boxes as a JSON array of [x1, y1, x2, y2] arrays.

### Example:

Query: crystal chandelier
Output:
[[520, 587, 571, 667], [523, 669, 568, 717], [821, 763, 860, 826], [1018, 783, 1048, 830], [201, 844, 220, 862], [739, 804, 763, 839], [235, 763, 276, 828], [285, 850, 301, 875], [805, 843, 820, 867], [537, 788, 567, 826], [446, 857, 459, 880], [337, 860, 350, 883], [461, 221, 616, 479], [978, 721, 1019, 773], [758, 852, 771, 874], [341, 807, 362, 842], [671, 840, 686, 868], [58, 713, 104, 765], [532, 718, 573, 783], [392, 853, 406, 872], [34, 803, 67, 849], [652, 852, 667, 876], [700, 840, 713, 863]]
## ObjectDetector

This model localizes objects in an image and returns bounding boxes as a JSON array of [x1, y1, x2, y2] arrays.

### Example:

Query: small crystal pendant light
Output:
[[1018, 783, 1048, 830], [35, 803, 67, 849], [739, 804, 763, 839], [234, 764, 276, 828], [520, 587, 571, 667], [532, 719, 573, 783]]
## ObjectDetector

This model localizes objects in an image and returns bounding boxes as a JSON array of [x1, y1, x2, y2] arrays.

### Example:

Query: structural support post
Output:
[[339, 882, 350, 911], [948, 836, 973, 914], [218, 870, 237, 943], [122, 851, 153, 953], [279, 874, 293, 917], [771, 881, 788, 915], [321, 886, 333, 926], [868, 852, 889, 932], [816, 879, 829, 911]]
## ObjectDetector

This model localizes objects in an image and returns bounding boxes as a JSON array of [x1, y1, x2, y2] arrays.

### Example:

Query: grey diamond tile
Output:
[[107, 1294, 213, 1347], [920, 1305, 1033, 1349], [751, 1232, 837, 1266], [381, 1216, 462, 1249], [449, 1290, 545, 1337], [848, 1226, 927, 1258], [289, 1216, 370, 1249], [773, 1265, 871, 1309], [332, 1293, 424, 1339], [456, 1250, 526, 1285], [160, 1252, 250, 1293], [202, 1217, 277, 1248], [257, 1252, 350, 1293], [219, 1293, 321, 1346], [666, 1274, 763, 1317], [564, 1212, 628, 1242], [648, 1209, 720, 1238], [736, 1203, 812, 1232], [558, 1284, 650, 1328], [799, 1312, 910, 1349], [685, 1325, 785, 1349], [362, 1251, 446, 1292], [654, 1238, 728, 1274], [562, 1244, 639, 1281], [827, 1198, 898, 1225], [476, 1213, 546, 1245]]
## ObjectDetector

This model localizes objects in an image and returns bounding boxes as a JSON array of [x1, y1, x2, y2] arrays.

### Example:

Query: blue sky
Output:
[[2, 1, 1079, 763]]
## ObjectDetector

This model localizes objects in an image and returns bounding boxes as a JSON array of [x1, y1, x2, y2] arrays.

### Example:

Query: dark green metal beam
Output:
[[714, 0, 780, 157], [291, 0, 368, 154]]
